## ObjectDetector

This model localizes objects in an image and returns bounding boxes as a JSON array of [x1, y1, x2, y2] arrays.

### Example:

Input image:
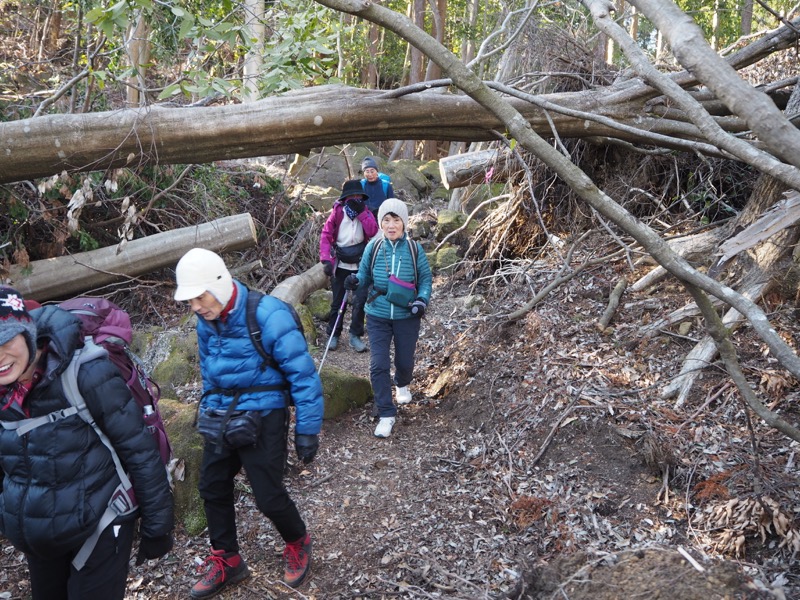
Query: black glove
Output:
[[344, 274, 359, 291], [136, 533, 174, 565], [295, 434, 319, 464], [345, 197, 365, 215], [322, 260, 334, 277], [410, 298, 427, 317]]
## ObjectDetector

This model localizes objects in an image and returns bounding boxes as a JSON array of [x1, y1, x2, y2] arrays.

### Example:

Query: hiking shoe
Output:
[[349, 335, 367, 353], [328, 335, 339, 351], [374, 417, 396, 438], [396, 386, 412, 405], [283, 533, 312, 588], [190, 549, 250, 599]]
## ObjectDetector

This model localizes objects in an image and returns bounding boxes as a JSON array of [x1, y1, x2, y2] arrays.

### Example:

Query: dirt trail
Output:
[[1, 274, 795, 599]]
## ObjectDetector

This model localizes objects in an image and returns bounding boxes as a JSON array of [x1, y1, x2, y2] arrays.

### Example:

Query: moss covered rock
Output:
[[320, 365, 372, 419], [307, 289, 333, 320], [436, 246, 460, 273], [159, 398, 206, 535], [436, 209, 467, 240], [148, 330, 200, 398], [293, 303, 318, 349]]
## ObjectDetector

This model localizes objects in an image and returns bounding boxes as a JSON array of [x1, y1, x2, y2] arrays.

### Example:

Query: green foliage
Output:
[[75, 229, 100, 251]]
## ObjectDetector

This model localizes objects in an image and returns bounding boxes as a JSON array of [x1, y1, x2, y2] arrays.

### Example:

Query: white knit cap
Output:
[[174, 248, 234, 304], [377, 198, 409, 230]]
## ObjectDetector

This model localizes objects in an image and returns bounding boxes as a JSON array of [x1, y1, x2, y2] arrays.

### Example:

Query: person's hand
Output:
[[410, 298, 427, 317], [136, 533, 174, 565], [344, 274, 359, 291], [322, 260, 334, 277], [295, 434, 319, 464], [345, 197, 365, 215]]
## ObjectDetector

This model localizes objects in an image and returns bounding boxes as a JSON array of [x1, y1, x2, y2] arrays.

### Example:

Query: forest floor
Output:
[[2, 239, 799, 600]]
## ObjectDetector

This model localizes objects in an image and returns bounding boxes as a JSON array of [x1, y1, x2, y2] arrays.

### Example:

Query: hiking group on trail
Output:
[[0, 161, 432, 597]]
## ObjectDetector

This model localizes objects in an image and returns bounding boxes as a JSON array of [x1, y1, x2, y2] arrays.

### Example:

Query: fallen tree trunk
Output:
[[10, 213, 257, 301], [438, 148, 516, 189], [0, 84, 747, 185], [270, 262, 328, 306]]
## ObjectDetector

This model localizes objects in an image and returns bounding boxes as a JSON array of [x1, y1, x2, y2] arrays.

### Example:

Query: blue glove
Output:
[[344, 274, 359, 291], [322, 260, 334, 277], [410, 298, 427, 317], [295, 434, 319, 464]]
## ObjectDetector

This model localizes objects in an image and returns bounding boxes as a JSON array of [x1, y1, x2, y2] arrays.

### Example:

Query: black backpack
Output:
[[245, 288, 305, 374]]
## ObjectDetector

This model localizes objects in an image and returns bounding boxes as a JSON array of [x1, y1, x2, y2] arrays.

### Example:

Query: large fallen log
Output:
[[438, 148, 516, 189], [10, 213, 257, 301], [0, 84, 743, 185], [270, 262, 328, 305]]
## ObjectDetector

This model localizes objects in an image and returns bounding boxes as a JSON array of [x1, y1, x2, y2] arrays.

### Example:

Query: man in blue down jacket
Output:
[[174, 248, 323, 598], [0, 288, 174, 600]]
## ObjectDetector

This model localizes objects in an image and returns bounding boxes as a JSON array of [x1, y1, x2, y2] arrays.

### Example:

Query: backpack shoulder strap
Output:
[[408, 239, 419, 284], [369, 238, 385, 274], [246, 288, 278, 371], [65, 339, 138, 571]]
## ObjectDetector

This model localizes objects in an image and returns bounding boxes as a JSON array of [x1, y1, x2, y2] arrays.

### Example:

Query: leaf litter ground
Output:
[[1, 250, 797, 599]]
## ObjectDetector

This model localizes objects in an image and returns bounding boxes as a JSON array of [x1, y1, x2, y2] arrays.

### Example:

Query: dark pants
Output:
[[199, 408, 306, 553], [26, 519, 136, 600], [367, 315, 421, 418], [328, 266, 367, 337]]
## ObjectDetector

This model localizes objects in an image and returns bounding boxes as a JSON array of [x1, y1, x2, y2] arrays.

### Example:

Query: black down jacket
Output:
[[0, 306, 173, 559]]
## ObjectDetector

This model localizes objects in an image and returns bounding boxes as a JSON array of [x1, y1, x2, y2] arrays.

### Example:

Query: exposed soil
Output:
[[2, 249, 798, 600]]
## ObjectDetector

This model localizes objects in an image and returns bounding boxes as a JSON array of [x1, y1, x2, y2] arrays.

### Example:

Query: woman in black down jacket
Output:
[[0, 287, 174, 599]]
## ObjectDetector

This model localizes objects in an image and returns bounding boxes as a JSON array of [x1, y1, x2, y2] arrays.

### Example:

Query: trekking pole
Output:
[[318, 290, 350, 374]]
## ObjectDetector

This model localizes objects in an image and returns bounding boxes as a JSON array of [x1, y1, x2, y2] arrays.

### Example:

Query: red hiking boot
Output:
[[283, 533, 312, 588], [190, 548, 250, 599]]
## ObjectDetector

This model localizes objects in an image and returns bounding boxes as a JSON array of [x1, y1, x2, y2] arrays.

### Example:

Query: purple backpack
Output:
[[58, 297, 172, 465]]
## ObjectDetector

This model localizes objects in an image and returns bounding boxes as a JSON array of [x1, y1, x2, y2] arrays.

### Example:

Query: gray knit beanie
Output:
[[377, 198, 409, 230]]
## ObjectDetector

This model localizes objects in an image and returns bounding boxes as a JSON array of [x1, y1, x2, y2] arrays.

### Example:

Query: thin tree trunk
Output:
[[741, 0, 753, 36], [243, 0, 266, 103]]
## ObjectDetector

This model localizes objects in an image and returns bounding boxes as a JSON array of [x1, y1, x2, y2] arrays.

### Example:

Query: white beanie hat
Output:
[[377, 198, 409, 230], [174, 248, 234, 305]]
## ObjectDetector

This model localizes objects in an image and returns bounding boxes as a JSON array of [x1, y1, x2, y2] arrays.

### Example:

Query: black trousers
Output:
[[199, 408, 306, 553], [328, 266, 367, 337], [26, 519, 136, 600]]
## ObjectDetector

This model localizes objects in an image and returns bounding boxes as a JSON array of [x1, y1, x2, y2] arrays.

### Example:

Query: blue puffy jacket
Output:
[[356, 234, 432, 321], [197, 281, 324, 436]]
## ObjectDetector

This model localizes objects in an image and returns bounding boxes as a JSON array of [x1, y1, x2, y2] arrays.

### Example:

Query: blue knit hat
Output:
[[0, 287, 38, 364], [361, 156, 379, 171]]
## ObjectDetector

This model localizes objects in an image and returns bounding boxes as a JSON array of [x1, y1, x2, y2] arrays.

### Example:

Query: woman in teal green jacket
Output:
[[345, 198, 432, 438]]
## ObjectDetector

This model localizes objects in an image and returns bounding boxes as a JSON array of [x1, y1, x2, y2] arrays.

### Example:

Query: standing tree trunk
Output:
[[125, 11, 149, 107], [366, 22, 380, 88], [243, 0, 266, 103]]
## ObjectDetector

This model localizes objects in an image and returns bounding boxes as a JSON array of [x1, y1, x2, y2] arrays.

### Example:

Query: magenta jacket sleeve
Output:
[[319, 203, 343, 262], [357, 208, 379, 239]]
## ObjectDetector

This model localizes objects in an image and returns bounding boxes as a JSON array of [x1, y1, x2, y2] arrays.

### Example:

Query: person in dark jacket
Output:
[[0, 287, 174, 600], [360, 156, 394, 218], [174, 248, 324, 597], [344, 198, 433, 438], [320, 179, 379, 353]]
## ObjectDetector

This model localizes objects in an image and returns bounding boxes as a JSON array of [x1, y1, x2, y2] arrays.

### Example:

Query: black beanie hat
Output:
[[0, 287, 38, 365]]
